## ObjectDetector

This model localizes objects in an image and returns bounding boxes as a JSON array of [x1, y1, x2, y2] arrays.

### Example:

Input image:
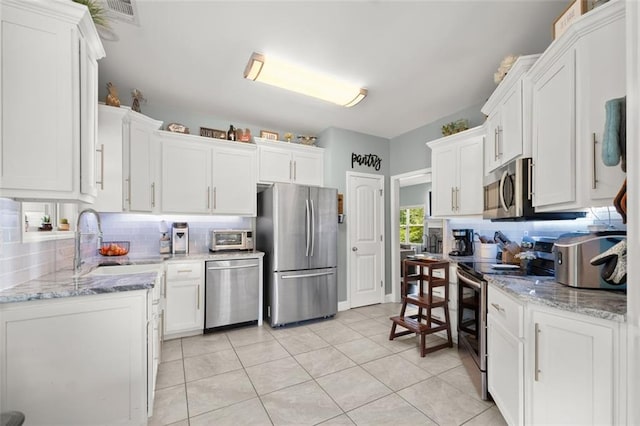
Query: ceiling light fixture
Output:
[[243, 52, 367, 108]]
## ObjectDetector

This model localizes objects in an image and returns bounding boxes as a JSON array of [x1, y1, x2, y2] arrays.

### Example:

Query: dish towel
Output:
[[602, 97, 626, 170]]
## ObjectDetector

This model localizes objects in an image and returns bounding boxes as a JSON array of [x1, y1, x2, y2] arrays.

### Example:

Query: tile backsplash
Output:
[[0, 198, 254, 291]]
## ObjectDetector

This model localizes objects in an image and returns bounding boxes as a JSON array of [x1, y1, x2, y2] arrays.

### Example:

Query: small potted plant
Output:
[[40, 215, 52, 231], [58, 218, 70, 231]]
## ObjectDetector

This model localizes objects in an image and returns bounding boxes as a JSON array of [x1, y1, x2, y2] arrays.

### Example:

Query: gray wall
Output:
[[399, 183, 429, 207], [389, 103, 486, 175], [318, 127, 390, 302]]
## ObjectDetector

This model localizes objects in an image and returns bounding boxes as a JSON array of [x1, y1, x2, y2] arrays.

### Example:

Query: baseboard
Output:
[[338, 301, 350, 311]]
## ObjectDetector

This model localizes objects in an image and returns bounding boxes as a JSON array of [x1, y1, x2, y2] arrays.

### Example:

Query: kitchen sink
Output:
[[88, 264, 162, 276]]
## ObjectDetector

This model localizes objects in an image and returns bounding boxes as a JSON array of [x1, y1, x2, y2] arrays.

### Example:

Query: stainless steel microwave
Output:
[[209, 229, 254, 251], [483, 158, 585, 221]]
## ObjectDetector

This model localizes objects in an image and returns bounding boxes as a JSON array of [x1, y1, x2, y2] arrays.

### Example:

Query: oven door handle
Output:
[[456, 271, 482, 290]]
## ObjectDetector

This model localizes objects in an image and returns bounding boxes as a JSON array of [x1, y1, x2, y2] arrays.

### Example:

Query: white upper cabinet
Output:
[[125, 112, 163, 213], [255, 138, 324, 187], [0, 0, 105, 202], [428, 126, 484, 217], [159, 132, 257, 216], [94, 106, 163, 213], [529, 0, 625, 211], [482, 55, 540, 174]]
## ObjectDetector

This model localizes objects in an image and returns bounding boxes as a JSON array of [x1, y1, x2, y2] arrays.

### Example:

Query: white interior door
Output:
[[347, 173, 384, 308]]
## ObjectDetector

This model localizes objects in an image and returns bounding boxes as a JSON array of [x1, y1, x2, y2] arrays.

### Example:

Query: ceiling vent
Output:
[[102, 0, 139, 25]]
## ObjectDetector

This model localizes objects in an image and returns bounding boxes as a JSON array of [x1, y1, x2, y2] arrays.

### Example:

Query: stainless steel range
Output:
[[456, 236, 556, 401]]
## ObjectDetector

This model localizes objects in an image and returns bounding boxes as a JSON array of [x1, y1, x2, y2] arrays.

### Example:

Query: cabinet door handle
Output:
[[177, 269, 193, 273], [534, 322, 541, 381], [498, 127, 503, 159], [151, 182, 156, 208], [207, 186, 211, 209], [213, 187, 217, 209], [197, 285, 200, 310], [125, 177, 131, 206], [592, 133, 598, 189], [455, 187, 460, 211], [451, 187, 455, 211], [490, 302, 504, 313], [494, 128, 499, 161], [96, 144, 105, 190], [528, 160, 534, 200], [294, 161, 297, 181], [289, 160, 293, 180]]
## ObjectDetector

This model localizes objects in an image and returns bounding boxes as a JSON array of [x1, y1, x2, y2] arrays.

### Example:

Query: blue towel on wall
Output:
[[602, 97, 626, 170]]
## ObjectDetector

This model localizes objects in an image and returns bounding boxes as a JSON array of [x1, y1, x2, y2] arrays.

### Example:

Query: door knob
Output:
[[352, 247, 358, 252]]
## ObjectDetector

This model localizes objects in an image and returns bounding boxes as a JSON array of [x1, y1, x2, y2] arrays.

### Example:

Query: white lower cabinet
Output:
[[0, 291, 148, 425], [487, 286, 524, 426], [526, 307, 617, 425], [164, 261, 204, 338]]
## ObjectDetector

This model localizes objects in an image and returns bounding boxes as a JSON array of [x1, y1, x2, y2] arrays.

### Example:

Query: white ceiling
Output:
[[98, 0, 568, 139]]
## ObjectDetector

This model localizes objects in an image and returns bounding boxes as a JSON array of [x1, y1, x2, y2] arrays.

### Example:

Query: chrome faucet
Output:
[[74, 208, 103, 271]]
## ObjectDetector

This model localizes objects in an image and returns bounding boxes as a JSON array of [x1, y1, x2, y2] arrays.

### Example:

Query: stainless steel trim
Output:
[[207, 264, 258, 271], [535, 322, 540, 381], [281, 271, 335, 279], [96, 143, 105, 189], [305, 199, 311, 256], [592, 133, 598, 189], [456, 270, 481, 290], [499, 170, 509, 212], [310, 199, 315, 256], [151, 182, 156, 207]]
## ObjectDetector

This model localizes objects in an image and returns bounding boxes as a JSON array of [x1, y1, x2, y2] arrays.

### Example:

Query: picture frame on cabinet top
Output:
[[553, 0, 588, 39], [260, 130, 279, 141], [200, 127, 226, 139]]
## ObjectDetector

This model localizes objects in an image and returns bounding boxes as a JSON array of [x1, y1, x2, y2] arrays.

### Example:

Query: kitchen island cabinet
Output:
[[0, 0, 105, 202], [427, 126, 484, 217], [159, 132, 257, 216], [255, 137, 324, 187], [0, 291, 149, 425]]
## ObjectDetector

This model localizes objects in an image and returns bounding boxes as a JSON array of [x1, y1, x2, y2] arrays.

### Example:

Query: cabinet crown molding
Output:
[[528, 0, 625, 81], [426, 124, 485, 149], [481, 54, 541, 116]]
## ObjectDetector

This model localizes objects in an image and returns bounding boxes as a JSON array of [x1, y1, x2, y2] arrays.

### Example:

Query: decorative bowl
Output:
[[99, 241, 130, 256]]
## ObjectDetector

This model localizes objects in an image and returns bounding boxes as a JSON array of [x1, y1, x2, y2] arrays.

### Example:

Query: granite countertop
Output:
[[486, 275, 627, 322], [0, 250, 265, 304]]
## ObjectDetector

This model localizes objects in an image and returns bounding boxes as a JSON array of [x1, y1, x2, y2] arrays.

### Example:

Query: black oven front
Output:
[[456, 263, 489, 401]]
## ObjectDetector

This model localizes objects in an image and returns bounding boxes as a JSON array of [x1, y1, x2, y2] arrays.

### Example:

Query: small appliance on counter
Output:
[[553, 231, 627, 289], [171, 222, 189, 254], [209, 229, 254, 252], [449, 229, 474, 256]]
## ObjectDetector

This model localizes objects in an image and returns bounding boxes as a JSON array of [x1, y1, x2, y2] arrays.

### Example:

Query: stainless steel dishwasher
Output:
[[205, 258, 260, 330]]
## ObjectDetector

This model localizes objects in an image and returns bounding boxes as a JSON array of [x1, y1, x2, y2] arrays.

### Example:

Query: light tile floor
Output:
[[149, 302, 507, 426]]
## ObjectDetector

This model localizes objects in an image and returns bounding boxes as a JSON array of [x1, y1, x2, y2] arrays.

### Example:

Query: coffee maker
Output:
[[449, 228, 474, 256], [172, 222, 189, 254]]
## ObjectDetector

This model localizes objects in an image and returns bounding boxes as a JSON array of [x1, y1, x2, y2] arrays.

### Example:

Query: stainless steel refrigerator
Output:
[[257, 183, 338, 326]]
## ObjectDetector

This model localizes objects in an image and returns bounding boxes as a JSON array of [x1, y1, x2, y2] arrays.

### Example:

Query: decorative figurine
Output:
[[131, 88, 146, 113], [105, 82, 120, 107]]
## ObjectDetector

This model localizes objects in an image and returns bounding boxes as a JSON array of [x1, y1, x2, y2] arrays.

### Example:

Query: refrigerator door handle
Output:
[[305, 199, 311, 257], [281, 271, 336, 279], [310, 199, 315, 256]]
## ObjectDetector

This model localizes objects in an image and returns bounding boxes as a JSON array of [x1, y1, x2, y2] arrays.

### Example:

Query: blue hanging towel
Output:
[[602, 97, 625, 167]]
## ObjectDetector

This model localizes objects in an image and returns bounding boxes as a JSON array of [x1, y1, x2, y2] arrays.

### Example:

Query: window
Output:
[[399, 206, 424, 244], [22, 202, 77, 242]]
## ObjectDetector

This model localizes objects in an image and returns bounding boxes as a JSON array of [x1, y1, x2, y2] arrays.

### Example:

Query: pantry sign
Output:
[[351, 152, 382, 171]]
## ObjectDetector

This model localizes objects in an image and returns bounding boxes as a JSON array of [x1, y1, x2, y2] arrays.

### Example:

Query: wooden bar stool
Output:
[[389, 258, 453, 357]]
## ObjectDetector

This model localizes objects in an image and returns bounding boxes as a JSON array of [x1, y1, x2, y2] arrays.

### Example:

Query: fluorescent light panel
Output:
[[244, 52, 367, 107]]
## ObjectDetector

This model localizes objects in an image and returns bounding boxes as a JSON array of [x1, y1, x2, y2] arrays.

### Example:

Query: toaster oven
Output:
[[209, 229, 254, 252]]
